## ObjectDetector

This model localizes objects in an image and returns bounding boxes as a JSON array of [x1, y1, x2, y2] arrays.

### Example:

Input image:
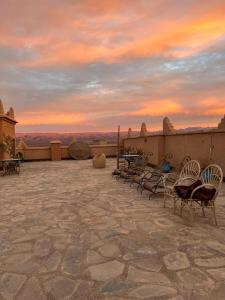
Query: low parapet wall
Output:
[[17, 144, 117, 161], [21, 147, 51, 161], [123, 130, 225, 174]]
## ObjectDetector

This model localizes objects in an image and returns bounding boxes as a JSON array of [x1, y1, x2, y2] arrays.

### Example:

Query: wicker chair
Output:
[[180, 164, 223, 225], [164, 160, 201, 209]]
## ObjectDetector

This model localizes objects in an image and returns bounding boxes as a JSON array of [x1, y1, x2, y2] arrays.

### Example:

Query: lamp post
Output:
[[117, 125, 120, 169]]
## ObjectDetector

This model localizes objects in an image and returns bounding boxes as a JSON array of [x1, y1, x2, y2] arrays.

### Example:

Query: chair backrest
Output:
[[200, 164, 223, 189], [179, 160, 201, 180]]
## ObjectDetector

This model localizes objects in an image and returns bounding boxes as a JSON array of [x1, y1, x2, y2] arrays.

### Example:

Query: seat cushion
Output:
[[175, 180, 202, 199], [193, 187, 216, 203]]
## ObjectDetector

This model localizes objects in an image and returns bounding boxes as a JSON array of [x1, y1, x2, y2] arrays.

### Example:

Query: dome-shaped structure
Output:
[[8, 107, 15, 119], [140, 122, 147, 137], [163, 117, 176, 135], [218, 115, 225, 130], [0, 99, 4, 114], [127, 128, 132, 138], [69, 136, 77, 145], [17, 138, 28, 149]]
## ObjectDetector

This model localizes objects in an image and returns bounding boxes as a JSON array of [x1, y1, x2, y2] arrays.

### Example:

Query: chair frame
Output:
[[164, 160, 201, 209], [140, 171, 167, 199], [180, 164, 223, 225]]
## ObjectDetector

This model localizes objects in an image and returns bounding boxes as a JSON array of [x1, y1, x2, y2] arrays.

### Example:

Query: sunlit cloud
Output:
[[0, 0, 225, 131], [128, 99, 182, 116], [198, 98, 225, 116], [18, 112, 86, 126]]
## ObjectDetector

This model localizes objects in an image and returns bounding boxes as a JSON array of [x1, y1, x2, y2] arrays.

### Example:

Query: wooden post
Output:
[[117, 125, 120, 169]]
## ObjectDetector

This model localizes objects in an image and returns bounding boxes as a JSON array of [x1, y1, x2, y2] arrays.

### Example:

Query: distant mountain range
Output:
[[16, 132, 129, 147], [16, 126, 216, 147]]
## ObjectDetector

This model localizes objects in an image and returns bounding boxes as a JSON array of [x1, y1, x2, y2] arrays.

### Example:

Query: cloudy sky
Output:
[[1, 0, 225, 132]]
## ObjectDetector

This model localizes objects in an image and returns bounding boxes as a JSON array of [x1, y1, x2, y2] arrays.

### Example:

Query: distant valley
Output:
[[16, 126, 216, 147]]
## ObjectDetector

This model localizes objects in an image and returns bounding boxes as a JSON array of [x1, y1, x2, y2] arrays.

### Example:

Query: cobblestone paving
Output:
[[0, 159, 225, 300]]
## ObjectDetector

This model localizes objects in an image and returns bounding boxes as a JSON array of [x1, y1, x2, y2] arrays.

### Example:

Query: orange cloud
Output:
[[18, 112, 86, 126], [1, 1, 225, 132], [128, 99, 182, 116], [198, 98, 225, 116], [2, 1, 222, 68]]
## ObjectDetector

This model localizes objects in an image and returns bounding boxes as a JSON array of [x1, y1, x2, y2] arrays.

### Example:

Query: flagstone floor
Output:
[[0, 159, 225, 300]]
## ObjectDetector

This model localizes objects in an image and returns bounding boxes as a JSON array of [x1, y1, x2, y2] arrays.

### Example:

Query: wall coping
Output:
[[50, 140, 62, 144], [0, 114, 17, 124], [89, 144, 117, 147], [124, 129, 225, 140], [17, 144, 117, 150], [18, 147, 50, 150]]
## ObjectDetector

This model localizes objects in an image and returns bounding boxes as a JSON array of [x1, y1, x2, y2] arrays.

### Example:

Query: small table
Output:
[[121, 154, 142, 167], [0, 159, 21, 175]]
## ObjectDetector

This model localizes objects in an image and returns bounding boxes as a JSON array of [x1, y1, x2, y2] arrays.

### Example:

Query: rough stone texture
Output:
[[33, 238, 52, 258], [129, 284, 177, 299], [99, 243, 121, 258], [88, 260, 124, 281], [195, 256, 225, 268], [10, 242, 32, 253], [16, 277, 46, 300], [177, 268, 215, 295], [163, 252, 190, 270], [132, 255, 163, 272], [0, 159, 225, 299], [207, 268, 225, 281], [127, 266, 171, 285], [86, 250, 105, 265], [101, 278, 134, 294], [44, 276, 80, 299], [40, 250, 62, 273], [206, 240, 225, 254], [0, 273, 26, 300], [62, 245, 82, 275]]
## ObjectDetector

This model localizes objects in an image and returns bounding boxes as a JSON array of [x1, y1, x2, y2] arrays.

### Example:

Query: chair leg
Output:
[[180, 201, 184, 216], [212, 205, 218, 226], [164, 194, 167, 208], [189, 207, 194, 224], [174, 197, 177, 213], [202, 206, 205, 217]]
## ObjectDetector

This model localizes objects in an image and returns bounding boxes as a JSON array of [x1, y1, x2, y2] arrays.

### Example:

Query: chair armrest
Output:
[[190, 183, 217, 199], [174, 176, 197, 187]]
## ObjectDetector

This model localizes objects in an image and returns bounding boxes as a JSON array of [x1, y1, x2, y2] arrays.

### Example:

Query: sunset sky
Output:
[[1, 0, 225, 132]]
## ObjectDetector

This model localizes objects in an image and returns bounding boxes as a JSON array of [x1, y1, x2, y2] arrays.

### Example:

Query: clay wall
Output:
[[123, 130, 225, 173]]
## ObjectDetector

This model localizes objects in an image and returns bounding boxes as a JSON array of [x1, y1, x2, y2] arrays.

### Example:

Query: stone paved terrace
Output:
[[1, 159, 225, 300]]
